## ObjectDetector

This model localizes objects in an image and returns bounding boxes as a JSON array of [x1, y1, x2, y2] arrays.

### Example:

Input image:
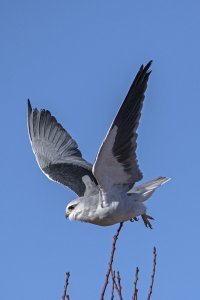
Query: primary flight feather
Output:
[[27, 61, 170, 228]]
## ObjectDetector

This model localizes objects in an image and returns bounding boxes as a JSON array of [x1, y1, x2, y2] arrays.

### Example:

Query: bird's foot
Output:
[[130, 217, 139, 222], [141, 213, 154, 229]]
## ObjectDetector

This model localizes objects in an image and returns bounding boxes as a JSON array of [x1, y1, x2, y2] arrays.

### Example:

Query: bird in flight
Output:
[[27, 61, 170, 228]]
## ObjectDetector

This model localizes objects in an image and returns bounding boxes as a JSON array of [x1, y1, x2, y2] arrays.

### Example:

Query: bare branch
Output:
[[112, 271, 120, 297], [132, 267, 139, 300], [111, 270, 115, 300], [111, 270, 122, 299], [62, 272, 70, 300], [100, 222, 124, 300], [117, 271, 123, 300], [147, 247, 157, 300]]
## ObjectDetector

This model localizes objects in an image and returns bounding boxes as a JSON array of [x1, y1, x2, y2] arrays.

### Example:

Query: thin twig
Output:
[[111, 270, 122, 299], [62, 272, 70, 300], [132, 267, 139, 300], [111, 270, 115, 300], [100, 222, 123, 300], [147, 247, 157, 300], [117, 271, 123, 300]]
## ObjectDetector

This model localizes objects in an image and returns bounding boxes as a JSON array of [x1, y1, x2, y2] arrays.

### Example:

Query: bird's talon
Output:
[[130, 217, 139, 222], [141, 213, 154, 229], [146, 214, 154, 220]]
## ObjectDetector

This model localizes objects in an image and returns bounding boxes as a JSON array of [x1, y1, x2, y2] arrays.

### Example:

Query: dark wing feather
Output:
[[112, 61, 152, 177], [27, 100, 97, 196], [93, 61, 152, 191]]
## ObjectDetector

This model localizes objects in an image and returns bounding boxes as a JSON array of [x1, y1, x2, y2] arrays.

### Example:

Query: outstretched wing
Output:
[[27, 100, 97, 196], [93, 61, 152, 191]]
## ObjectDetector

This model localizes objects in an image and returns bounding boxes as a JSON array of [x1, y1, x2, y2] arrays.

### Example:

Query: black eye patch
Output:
[[68, 204, 76, 210]]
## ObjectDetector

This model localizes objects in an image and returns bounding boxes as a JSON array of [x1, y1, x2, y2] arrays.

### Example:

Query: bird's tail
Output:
[[127, 176, 171, 201]]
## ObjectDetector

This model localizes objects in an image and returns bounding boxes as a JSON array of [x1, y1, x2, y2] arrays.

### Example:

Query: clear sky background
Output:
[[0, 1, 199, 299]]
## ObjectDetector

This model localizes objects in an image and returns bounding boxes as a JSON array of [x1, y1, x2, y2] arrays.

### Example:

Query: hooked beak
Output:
[[65, 211, 69, 219]]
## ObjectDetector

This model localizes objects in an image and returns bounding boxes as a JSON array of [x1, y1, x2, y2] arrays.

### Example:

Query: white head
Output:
[[65, 199, 82, 221], [65, 195, 100, 224]]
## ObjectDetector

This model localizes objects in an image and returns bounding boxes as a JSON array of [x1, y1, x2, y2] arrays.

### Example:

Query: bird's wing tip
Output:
[[159, 176, 171, 185], [144, 60, 153, 72], [139, 60, 153, 76], [27, 99, 32, 112]]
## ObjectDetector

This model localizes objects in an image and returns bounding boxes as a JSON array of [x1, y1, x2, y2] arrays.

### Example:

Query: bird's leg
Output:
[[141, 213, 154, 229], [130, 217, 139, 222]]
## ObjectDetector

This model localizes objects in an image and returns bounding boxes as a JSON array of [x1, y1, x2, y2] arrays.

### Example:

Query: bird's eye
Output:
[[68, 205, 76, 211]]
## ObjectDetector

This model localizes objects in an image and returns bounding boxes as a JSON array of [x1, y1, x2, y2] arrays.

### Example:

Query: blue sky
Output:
[[0, 0, 199, 299]]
